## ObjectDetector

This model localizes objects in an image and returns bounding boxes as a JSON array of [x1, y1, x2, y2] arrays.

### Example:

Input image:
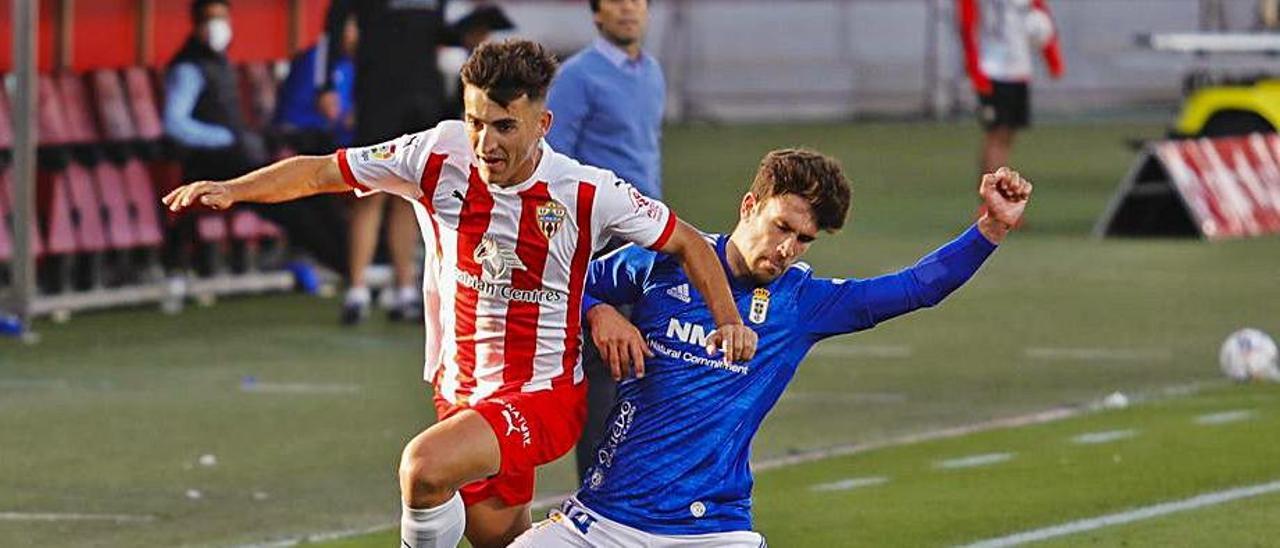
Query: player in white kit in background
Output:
[[162, 39, 757, 548]]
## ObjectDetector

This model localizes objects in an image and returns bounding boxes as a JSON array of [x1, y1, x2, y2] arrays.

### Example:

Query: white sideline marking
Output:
[[1195, 409, 1256, 425], [781, 391, 907, 404], [810, 476, 889, 492], [1071, 429, 1138, 445], [960, 479, 1280, 547], [0, 512, 155, 523], [935, 452, 1014, 470], [239, 382, 360, 395], [1024, 347, 1172, 362], [809, 344, 914, 359]]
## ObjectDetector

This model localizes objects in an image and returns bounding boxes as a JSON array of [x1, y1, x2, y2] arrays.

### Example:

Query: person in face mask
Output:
[[163, 0, 348, 278], [163, 0, 261, 167]]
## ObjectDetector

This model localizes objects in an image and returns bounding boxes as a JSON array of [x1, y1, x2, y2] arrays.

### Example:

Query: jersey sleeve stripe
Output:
[[556, 182, 597, 388], [451, 166, 497, 401], [335, 149, 371, 193], [503, 181, 554, 390], [646, 210, 678, 251]]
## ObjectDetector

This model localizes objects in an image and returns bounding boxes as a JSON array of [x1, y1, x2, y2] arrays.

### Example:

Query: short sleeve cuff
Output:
[[335, 149, 372, 193], [646, 211, 678, 251]]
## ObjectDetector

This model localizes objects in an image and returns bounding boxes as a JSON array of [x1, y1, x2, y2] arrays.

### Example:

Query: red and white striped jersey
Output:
[[957, 0, 1064, 90], [336, 121, 677, 405]]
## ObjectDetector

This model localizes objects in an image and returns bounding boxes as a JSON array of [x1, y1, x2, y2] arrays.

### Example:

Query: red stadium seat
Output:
[[0, 85, 12, 150], [121, 160, 164, 247], [37, 75, 75, 146], [0, 170, 45, 258], [90, 70, 138, 141], [0, 178, 11, 262], [123, 67, 164, 141], [38, 172, 77, 255], [63, 164, 109, 253], [198, 214, 228, 242], [91, 162, 140, 249], [55, 72, 100, 143]]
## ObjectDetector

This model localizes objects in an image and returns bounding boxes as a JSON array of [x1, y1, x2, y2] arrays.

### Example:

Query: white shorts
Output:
[[510, 497, 767, 548]]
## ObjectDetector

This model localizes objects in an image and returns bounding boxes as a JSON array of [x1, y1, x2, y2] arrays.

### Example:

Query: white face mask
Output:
[[206, 18, 232, 52]]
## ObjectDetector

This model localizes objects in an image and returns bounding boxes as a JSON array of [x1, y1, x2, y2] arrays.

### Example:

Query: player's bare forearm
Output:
[[660, 219, 757, 362], [223, 155, 348, 203], [163, 155, 348, 212], [661, 220, 743, 328]]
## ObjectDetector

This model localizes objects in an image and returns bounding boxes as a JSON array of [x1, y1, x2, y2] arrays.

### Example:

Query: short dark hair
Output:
[[191, 0, 229, 23], [590, 0, 648, 13], [460, 39, 558, 107], [750, 149, 852, 232]]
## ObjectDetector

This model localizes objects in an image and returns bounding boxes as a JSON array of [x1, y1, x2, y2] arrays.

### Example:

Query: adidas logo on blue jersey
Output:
[[666, 284, 691, 303]]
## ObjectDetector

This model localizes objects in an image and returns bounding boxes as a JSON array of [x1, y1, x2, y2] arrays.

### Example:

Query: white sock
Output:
[[397, 285, 420, 306], [400, 493, 465, 548], [344, 286, 370, 306]]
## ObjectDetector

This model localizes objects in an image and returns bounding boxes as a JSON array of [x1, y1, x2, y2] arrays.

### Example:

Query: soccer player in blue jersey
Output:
[[510, 150, 1033, 547]]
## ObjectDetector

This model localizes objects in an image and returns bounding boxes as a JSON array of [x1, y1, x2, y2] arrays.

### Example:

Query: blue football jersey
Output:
[[575, 225, 997, 535]]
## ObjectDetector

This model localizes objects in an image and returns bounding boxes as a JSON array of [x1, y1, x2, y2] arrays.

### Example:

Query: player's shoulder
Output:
[[543, 147, 619, 187]]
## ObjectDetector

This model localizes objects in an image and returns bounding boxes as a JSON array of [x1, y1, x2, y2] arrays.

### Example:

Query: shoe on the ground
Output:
[[340, 300, 370, 326]]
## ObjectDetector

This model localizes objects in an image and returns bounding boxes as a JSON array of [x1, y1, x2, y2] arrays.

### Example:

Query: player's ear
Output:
[[538, 107, 553, 138], [739, 192, 757, 220]]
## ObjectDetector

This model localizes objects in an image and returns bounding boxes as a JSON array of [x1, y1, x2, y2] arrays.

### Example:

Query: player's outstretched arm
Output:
[[162, 155, 348, 212], [655, 220, 758, 363], [804, 168, 1032, 339]]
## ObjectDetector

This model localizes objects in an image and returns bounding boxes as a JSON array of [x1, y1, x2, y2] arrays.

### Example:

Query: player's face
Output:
[[463, 85, 552, 186], [735, 193, 819, 283], [595, 0, 649, 48]]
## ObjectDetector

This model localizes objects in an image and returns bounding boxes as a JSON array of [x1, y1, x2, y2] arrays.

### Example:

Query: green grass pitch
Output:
[[2, 120, 1277, 546]]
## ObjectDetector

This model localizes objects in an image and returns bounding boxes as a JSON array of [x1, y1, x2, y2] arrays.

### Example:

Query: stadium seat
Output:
[[37, 75, 75, 146], [91, 162, 140, 249], [37, 171, 77, 256], [0, 170, 46, 258], [123, 67, 164, 142], [62, 164, 109, 253], [0, 84, 12, 151], [90, 70, 137, 142], [121, 160, 164, 247], [55, 72, 101, 144]]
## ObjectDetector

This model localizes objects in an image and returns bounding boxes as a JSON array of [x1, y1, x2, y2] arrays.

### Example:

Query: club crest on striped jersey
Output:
[[536, 200, 568, 240], [365, 142, 397, 162], [475, 234, 526, 280], [749, 288, 770, 324]]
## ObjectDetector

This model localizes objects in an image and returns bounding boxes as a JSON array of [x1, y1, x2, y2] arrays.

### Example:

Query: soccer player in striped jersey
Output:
[[511, 152, 1033, 547], [162, 39, 757, 548]]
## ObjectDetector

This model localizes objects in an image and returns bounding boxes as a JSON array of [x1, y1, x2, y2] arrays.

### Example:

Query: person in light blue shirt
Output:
[[547, 0, 665, 200], [511, 153, 1034, 547], [548, 0, 669, 486]]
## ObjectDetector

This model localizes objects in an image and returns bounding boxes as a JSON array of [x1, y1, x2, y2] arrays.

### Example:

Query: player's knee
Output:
[[398, 444, 452, 505]]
